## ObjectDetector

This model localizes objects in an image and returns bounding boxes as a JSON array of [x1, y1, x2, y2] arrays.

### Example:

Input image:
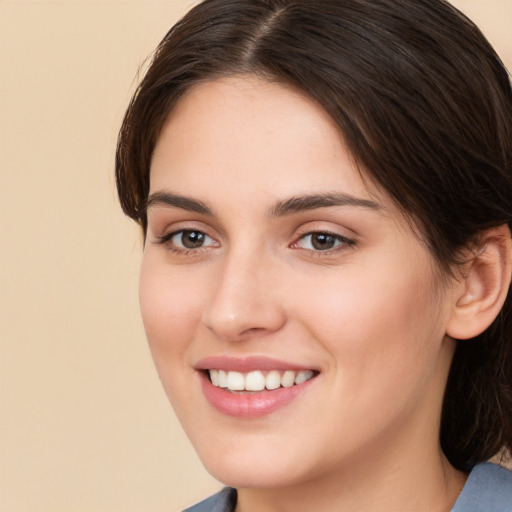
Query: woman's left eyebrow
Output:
[[268, 193, 381, 217]]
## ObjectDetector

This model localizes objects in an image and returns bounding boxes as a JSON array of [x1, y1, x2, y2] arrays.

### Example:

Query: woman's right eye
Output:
[[157, 229, 218, 251]]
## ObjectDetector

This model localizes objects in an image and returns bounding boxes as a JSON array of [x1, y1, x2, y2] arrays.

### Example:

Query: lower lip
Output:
[[200, 373, 316, 418]]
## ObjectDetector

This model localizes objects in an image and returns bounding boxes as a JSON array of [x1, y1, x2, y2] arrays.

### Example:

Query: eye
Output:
[[294, 232, 354, 251], [158, 229, 218, 250]]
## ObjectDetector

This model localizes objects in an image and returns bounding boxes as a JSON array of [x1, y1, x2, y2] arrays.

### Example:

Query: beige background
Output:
[[0, 1, 510, 511]]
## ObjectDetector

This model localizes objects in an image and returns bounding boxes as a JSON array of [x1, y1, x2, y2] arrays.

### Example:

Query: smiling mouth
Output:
[[207, 369, 318, 392]]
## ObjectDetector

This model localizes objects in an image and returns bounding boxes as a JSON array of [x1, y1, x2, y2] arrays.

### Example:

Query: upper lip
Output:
[[195, 355, 318, 373]]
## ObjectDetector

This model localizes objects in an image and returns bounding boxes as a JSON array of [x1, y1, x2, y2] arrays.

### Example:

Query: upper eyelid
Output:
[[157, 228, 217, 244], [293, 231, 354, 245], [292, 222, 357, 240], [296, 227, 351, 237], [290, 225, 357, 250], [149, 218, 218, 238]]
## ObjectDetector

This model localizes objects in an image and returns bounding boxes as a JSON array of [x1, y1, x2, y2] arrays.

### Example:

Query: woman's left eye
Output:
[[294, 232, 354, 251]]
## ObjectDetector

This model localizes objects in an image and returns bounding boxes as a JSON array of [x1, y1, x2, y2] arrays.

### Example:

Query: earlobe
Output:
[[446, 225, 512, 340]]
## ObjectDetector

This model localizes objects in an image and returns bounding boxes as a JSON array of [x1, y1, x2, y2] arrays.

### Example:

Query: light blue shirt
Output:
[[184, 462, 512, 512], [451, 463, 512, 511]]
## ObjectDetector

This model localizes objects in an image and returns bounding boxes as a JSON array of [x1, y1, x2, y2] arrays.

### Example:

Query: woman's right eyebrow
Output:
[[146, 191, 212, 215]]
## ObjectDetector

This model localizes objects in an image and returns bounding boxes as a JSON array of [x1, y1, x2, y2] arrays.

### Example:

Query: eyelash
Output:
[[292, 231, 355, 253], [155, 228, 355, 256], [155, 229, 218, 255]]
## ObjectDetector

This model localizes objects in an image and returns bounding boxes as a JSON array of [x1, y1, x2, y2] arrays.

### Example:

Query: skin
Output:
[[140, 76, 467, 512]]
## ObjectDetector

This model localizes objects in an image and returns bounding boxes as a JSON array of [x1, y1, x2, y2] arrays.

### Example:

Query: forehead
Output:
[[151, 75, 383, 204]]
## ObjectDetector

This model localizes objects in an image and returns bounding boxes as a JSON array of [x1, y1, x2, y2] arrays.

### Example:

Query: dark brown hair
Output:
[[116, 0, 512, 471]]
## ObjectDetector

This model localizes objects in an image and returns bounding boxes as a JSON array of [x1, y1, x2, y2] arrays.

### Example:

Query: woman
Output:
[[115, 0, 512, 510]]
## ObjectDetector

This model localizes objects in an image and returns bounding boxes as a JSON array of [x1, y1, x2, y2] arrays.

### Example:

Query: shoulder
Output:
[[182, 487, 237, 512], [451, 462, 512, 512]]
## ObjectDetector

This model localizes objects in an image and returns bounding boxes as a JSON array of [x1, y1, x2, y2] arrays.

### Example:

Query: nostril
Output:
[[201, 267, 287, 341]]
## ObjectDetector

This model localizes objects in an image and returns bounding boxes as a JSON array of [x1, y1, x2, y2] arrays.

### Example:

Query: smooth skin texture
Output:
[[139, 76, 508, 512]]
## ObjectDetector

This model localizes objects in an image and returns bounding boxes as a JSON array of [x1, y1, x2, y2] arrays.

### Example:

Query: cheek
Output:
[[138, 257, 204, 376], [288, 266, 448, 452], [295, 262, 445, 381]]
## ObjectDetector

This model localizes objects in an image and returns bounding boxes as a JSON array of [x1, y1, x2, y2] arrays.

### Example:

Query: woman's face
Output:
[[141, 76, 457, 488]]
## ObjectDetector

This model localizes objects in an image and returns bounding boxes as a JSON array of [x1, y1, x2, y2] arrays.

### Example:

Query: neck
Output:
[[236, 443, 466, 512]]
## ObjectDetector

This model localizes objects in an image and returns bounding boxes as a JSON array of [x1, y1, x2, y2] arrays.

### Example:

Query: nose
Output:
[[201, 250, 286, 341]]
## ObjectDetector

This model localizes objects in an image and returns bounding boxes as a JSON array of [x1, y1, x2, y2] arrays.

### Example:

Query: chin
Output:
[[202, 455, 309, 489], [190, 428, 326, 490]]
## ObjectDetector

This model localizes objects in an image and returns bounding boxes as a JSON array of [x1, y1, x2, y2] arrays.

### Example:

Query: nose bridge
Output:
[[201, 242, 284, 340]]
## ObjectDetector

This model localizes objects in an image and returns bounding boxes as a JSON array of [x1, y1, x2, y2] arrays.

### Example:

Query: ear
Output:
[[446, 224, 512, 340]]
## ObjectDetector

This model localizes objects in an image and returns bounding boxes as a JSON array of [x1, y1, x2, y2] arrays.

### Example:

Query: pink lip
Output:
[[195, 355, 316, 373], [196, 356, 318, 419]]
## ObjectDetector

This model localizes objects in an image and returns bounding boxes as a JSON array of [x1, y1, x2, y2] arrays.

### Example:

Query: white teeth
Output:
[[295, 370, 314, 385], [218, 370, 228, 388], [281, 370, 295, 388], [208, 368, 316, 391], [245, 371, 266, 391], [226, 371, 245, 391], [265, 370, 281, 390], [210, 369, 219, 386]]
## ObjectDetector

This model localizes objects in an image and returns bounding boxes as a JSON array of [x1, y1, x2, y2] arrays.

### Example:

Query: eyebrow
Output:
[[146, 191, 212, 215], [145, 190, 381, 217], [268, 192, 381, 217]]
